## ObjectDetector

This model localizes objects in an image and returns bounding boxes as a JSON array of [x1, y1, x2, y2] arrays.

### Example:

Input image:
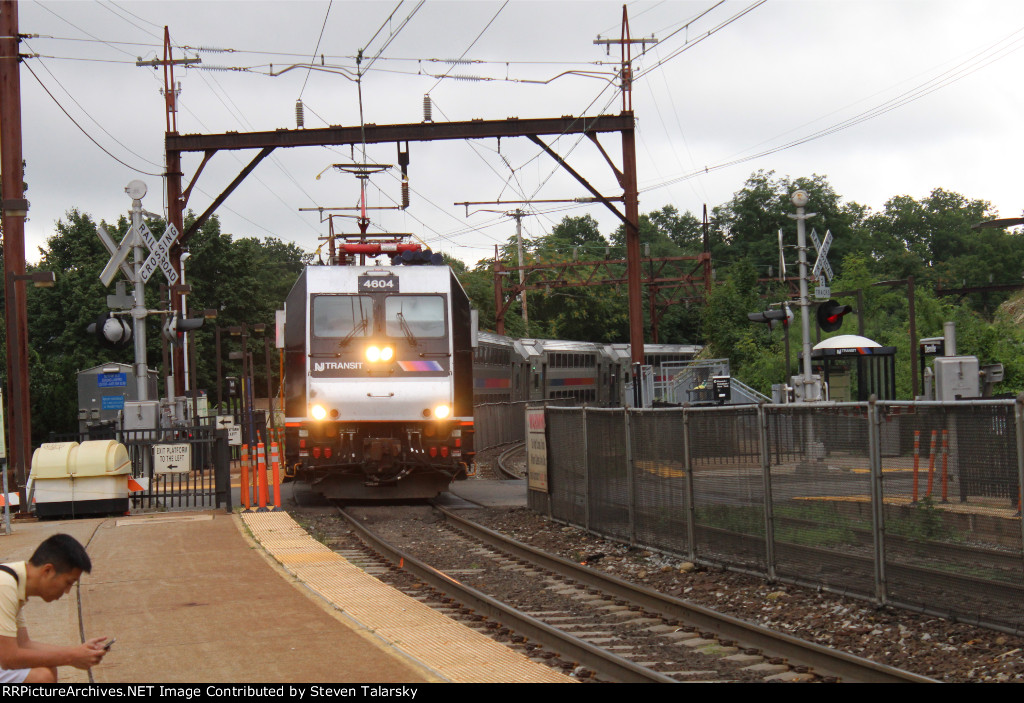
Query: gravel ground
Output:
[[465, 446, 1024, 682], [288, 447, 1024, 682]]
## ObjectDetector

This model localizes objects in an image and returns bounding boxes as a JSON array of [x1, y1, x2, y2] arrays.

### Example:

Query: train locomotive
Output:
[[283, 248, 475, 500]]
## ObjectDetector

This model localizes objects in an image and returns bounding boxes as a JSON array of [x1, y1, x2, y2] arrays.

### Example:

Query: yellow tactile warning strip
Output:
[[241, 511, 574, 684]]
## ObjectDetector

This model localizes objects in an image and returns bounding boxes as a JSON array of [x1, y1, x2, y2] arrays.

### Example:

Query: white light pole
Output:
[[126, 181, 149, 401], [788, 190, 819, 402]]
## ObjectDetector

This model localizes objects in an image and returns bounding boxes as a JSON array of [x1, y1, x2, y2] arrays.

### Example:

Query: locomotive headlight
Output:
[[310, 404, 328, 421], [434, 404, 451, 420], [365, 345, 394, 363]]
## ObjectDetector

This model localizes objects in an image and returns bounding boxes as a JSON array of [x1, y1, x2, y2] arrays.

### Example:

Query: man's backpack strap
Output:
[[0, 564, 18, 584]]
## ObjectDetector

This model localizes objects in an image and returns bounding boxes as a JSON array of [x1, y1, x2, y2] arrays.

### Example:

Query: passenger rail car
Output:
[[472, 333, 701, 406], [284, 263, 475, 500]]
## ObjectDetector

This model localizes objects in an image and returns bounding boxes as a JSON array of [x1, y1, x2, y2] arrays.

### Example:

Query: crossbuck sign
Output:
[[810, 228, 833, 283], [98, 222, 179, 288]]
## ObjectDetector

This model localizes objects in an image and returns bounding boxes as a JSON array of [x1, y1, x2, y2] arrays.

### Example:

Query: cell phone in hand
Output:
[[102, 638, 116, 651]]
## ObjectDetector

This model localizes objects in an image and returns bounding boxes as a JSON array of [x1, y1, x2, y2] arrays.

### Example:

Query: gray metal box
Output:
[[933, 356, 980, 400], [122, 400, 160, 442], [77, 363, 158, 433]]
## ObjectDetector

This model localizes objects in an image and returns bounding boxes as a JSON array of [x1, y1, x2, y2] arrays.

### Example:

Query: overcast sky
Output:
[[14, 0, 1024, 271]]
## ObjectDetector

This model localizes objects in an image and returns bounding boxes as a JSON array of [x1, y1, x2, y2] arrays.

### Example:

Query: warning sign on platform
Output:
[[525, 407, 549, 493], [153, 443, 191, 474]]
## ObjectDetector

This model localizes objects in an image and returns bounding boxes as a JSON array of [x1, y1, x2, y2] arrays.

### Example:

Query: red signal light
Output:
[[816, 299, 853, 333]]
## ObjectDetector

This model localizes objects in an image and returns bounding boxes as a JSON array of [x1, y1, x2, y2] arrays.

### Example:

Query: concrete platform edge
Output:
[[231, 512, 447, 684], [237, 510, 574, 684]]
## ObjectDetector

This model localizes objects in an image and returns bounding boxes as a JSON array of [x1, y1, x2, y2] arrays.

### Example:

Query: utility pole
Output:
[[512, 209, 529, 332], [138, 28, 199, 398], [0, 0, 32, 509], [594, 5, 654, 405]]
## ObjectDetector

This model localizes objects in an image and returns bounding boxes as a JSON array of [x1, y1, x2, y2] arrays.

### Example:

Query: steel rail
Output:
[[495, 442, 526, 480], [436, 506, 939, 684], [336, 506, 677, 683]]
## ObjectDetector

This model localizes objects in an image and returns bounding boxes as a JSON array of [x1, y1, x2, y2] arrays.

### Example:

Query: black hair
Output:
[[28, 534, 92, 574]]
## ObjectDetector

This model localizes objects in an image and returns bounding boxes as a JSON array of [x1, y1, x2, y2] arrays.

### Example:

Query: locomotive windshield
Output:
[[312, 295, 373, 337], [385, 295, 446, 338]]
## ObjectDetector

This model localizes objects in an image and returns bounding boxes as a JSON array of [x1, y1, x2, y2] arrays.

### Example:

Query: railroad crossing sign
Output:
[[810, 228, 834, 283], [98, 221, 179, 287], [139, 222, 179, 285], [98, 224, 139, 287]]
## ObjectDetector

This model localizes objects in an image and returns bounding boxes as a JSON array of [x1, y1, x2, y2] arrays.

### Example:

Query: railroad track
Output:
[[495, 442, 526, 480], [332, 503, 936, 683]]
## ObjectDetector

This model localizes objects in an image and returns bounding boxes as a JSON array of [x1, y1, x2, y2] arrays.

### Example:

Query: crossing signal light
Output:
[[87, 312, 132, 350], [162, 313, 206, 345], [817, 299, 853, 333], [747, 306, 792, 331]]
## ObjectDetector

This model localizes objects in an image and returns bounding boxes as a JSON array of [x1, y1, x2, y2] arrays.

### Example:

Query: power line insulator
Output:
[[295, 99, 305, 128], [423, 95, 432, 123]]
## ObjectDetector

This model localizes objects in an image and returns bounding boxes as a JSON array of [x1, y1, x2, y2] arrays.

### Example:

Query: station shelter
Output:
[[808, 334, 898, 401]]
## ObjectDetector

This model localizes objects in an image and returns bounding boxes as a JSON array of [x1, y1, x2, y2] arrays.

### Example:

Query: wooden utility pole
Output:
[[138, 28, 200, 397], [0, 0, 32, 508]]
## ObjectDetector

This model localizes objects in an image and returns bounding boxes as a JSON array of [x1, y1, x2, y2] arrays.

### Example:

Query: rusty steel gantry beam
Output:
[[164, 111, 649, 371]]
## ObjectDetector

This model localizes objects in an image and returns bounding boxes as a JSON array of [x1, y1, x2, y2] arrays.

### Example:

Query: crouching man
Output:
[[0, 533, 109, 683]]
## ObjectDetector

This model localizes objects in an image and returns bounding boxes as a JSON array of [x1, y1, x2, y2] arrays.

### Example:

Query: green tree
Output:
[[862, 188, 1012, 303], [712, 170, 869, 280]]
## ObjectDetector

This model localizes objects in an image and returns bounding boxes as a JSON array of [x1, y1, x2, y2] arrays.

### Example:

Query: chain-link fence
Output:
[[530, 398, 1024, 634]]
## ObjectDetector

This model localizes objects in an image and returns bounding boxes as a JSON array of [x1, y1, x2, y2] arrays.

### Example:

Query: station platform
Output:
[[0, 504, 570, 684]]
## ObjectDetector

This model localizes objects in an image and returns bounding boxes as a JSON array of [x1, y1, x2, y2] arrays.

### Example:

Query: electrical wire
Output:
[[641, 21, 1024, 195], [359, 0, 426, 75], [23, 41, 164, 169], [94, 0, 163, 40], [106, 0, 165, 31], [425, 0, 508, 95], [175, 90, 322, 237], [22, 59, 163, 177], [298, 0, 332, 99], [359, 0, 406, 64], [633, 0, 766, 81], [35, 1, 137, 58]]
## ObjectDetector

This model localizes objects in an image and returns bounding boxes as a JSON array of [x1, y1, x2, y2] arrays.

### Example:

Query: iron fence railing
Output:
[[528, 398, 1024, 635]]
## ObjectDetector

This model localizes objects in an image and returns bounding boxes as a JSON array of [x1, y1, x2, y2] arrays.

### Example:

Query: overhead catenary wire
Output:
[[358, 0, 426, 75]]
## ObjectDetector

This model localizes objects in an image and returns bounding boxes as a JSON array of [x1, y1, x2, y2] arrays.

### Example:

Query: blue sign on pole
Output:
[[98, 373, 128, 389]]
